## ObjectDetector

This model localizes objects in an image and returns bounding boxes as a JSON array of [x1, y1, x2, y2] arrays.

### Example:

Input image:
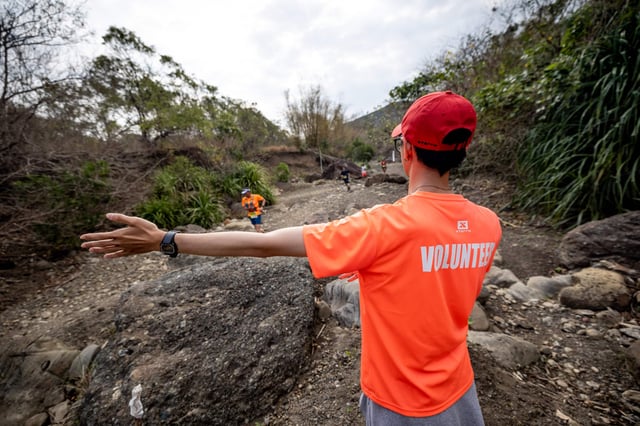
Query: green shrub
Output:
[[135, 197, 183, 230], [12, 161, 112, 258], [136, 156, 274, 229], [347, 139, 375, 163], [232, 161, 275, 204], [275, 162, 290, 182], [186, 190, 224, 228], [153, 156, 210, 197], [136, 156, 222, 229]]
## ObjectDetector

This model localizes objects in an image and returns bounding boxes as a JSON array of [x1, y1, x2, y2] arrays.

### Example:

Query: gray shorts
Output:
[[359, 382, 484, 426]]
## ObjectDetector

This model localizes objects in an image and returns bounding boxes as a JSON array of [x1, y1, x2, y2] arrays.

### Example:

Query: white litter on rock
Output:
[[129, 384, 144, 419]]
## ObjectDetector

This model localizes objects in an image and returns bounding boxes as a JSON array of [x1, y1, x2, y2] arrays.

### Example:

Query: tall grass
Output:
[[515, 4, 640, 227]]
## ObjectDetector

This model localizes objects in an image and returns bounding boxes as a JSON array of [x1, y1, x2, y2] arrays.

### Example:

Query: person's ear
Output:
[[403, 140, 413, 162]]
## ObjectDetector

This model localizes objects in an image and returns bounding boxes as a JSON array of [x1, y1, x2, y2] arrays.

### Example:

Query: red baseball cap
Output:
[[391, 124, 402, 138], [399, 91, 476, 151]]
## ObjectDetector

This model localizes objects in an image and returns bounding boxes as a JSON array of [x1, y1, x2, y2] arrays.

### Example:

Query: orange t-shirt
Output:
[[302, 192, 501, 417], [241, 194, 265, 217]]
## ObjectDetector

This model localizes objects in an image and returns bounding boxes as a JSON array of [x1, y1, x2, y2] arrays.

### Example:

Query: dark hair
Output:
[[413, 128, 471, 176]]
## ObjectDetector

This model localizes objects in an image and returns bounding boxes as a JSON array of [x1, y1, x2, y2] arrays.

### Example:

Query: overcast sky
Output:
[[81, 0, 501, 125]]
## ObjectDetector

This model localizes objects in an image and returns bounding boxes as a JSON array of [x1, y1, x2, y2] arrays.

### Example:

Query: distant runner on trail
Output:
[[241, 188, 266, 233], [340, 166, 351, 192], [81, 91, 502, 426], [380, 159, 387, 174]]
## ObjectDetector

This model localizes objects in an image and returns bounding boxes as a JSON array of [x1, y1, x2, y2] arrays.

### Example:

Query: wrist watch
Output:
[[160, 231, 179, 257]]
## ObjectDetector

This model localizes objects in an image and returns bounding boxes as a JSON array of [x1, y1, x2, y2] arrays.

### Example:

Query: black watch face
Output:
[[161, 243, 176, 255]]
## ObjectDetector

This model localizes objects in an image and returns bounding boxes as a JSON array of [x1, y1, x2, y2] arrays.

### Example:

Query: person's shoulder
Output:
[[466, 199, 499, 216], [361, 200, 403, 217], [464, 200, 502, 227]]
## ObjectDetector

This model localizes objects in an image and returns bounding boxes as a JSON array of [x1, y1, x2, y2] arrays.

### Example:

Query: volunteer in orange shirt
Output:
[[80, 91, 502, 425]]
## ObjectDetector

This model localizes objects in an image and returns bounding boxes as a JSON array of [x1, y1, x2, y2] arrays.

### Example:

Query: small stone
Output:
[[586, 381, 600, 390], [623, 389, 640, 404], [585, 328, 602, 338]]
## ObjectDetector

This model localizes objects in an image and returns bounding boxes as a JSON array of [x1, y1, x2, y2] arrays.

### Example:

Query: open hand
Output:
[[80, 213, 165, 258]]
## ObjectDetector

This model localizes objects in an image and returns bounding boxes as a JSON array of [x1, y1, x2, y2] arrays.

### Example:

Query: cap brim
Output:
[[391, 124, 402, 138]]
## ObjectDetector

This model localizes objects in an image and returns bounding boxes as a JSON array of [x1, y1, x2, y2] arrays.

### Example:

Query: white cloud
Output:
[[81, 0, 500, 125]]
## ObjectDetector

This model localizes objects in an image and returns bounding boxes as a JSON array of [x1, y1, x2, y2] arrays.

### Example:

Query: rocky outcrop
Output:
[[559, 211, 640, 270], [0, 338, 99, 426], [79, 256, 315, 425], [363, 173, 407, 186], [324, 278, 360, 328]]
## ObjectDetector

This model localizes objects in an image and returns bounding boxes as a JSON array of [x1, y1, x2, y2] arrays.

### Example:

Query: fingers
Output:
[[79, 213, 130, 241], [80, 213, 160, 258], [81, 241, 125, 258], [80, 232, 114, 242], [105, 213, 142, 227], [82, 240, 139, 258], [80, 213, 156, 242]]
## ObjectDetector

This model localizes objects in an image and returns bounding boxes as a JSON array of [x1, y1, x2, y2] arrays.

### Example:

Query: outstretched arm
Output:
[[80, 213, 307, 259]]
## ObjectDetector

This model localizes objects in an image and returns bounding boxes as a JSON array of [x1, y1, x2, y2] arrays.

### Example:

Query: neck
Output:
[[401, 144, 452, 194], [412, 183, 451, 193], [408, 170, 451, 194]]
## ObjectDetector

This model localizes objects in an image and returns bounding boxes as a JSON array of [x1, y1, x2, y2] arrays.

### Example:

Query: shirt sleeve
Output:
[[302, 212, 378, 278]]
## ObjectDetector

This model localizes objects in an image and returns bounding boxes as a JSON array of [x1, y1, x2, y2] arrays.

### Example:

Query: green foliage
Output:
[[347, 139, 375, 163], [136, 156, 224, 229], [136, 157, 274, 229], [275, 162, 290, 183], [232, 161, 275, 204], [389, 67, 452, 102], [135, 197, 182, 229], [211, 160, 275, 203], [186, 190, 224, 228], [153, 156, 210, 195], [87, 26, 223, 142], [229, 101, 290, 150], [515, 0, 640, 227], [12, 161, 112, 257]]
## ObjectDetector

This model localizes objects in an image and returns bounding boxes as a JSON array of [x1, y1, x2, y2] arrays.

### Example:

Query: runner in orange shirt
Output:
[[80, 91, 501, 425], [241, 188, 266, 233]]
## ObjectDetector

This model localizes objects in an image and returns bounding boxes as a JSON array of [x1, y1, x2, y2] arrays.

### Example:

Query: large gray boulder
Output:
[[324, 277, 360, 327], [79, 257, 315, 425], [467, 331, 540, 369], [559, 211, 640, 270]]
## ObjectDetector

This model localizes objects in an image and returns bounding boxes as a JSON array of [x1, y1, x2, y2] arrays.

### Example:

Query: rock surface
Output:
[[559, 210, 640, 270], [80, 257, 314, 425]]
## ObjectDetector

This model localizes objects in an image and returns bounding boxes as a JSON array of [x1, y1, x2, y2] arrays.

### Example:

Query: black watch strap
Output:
[[160, 230, 179, 257]]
